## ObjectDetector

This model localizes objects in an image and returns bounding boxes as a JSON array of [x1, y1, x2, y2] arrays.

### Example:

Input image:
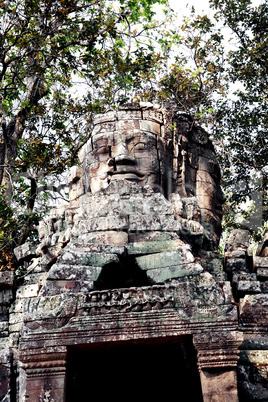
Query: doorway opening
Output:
[[66, 338, 203, 401]]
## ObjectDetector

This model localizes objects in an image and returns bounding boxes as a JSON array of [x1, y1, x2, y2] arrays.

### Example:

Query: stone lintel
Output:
[[20, 305, 238, 353]]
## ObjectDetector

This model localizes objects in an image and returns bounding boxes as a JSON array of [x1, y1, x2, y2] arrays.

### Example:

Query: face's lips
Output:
[[110, 169, 145, 181]]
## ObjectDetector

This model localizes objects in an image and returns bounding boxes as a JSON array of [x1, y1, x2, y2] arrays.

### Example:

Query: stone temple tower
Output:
[[2, 103, 268, 401]]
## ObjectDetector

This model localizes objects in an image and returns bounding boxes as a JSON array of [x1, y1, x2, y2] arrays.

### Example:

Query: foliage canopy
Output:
[[0, 0, 267, 269]]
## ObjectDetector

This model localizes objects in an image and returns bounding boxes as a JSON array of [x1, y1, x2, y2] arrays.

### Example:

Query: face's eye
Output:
[[94, 146, 110, 156], [134, 142, 146, 151]]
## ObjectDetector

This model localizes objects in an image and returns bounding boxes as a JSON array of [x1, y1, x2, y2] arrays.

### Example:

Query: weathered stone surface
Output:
[[23, 294, 77, 323], [22, 272, 48, 286], [232, 273, 257, 283], [58, 251, 119, 267], [254, 256, 268, 269], [237, 280, 261, 294], [0, 290, 13, 305], [47, 264, 102, 281], [67, 165, 82, 185], [256, 232, 268, 257], [0, 306, 8, 322], [0, 272, 14, 288], [67, 243, 126, 255], [238, 349, 268, 401], [225, 256, 248, 273], [8, 103, 246, 402], [77, 231, 129, 245], [40, 279, 95, 296], [225, 229, 250, 252], [80, 215, 128, 232], [126, 239, 187, 255], [0, 348, 12, 402], [239, 294, 268, 330], [135, 249, 195, 270], [16, 284, 41, 299], [257, 268, 268, 279], [146, 263, 203, 283], [14, 242, 37, 262]]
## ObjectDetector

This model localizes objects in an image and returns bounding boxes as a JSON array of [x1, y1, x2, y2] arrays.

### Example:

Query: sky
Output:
[[169, 0, 212, 15]]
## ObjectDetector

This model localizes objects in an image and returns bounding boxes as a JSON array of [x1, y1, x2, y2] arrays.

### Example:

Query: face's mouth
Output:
[[109, 168, 145, 181]]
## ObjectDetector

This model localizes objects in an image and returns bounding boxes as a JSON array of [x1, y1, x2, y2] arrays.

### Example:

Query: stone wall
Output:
[[224, 229, 268, 400]]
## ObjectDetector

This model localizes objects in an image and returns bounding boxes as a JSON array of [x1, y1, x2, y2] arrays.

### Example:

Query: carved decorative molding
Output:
[[20, 347, 67, 373], [193, 331, 243, 370]]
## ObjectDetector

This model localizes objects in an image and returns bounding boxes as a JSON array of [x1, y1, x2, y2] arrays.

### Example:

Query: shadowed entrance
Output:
[[66, 339, 203, 401]]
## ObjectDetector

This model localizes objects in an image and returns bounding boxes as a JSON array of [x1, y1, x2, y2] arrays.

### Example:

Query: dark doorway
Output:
[[66, 339, 203, 401]]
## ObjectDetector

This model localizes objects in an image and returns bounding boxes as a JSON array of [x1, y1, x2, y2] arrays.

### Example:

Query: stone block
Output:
[[67, 243, 126, 255], [39, 279, 94, 296], [225, 229, 250, 252], [0, 290, 13, 305], [128, 231, 179, 243], [23, 272, 48, 286], [239, 294, 268, 328], [206, 258, 223, 273], [146, 263, 203, 283], [92, 121, 116, 136], [116, 119, 140, 132], [136, 249, 195, 270], [8, 321, 23, 333], [80, 215, 128, 232], [23, 294, 77, 322], [78, 231, 128, 245], [0, 272, 14, 288], [237, 281, 261, 294], [127, 239, 188, 255], [0, 348, 11, 398], [0, 321, 8, 336], [225, 250, 247, 259], [47, 264, 102, 281], [256, 233, 268, 257], [254, 256, 268, 269], [0, 306, 8, 322], [93, 111, 116, 125], [232, 273, 257, 283], [260, 283, 268, 293], [9, 312, 23, 325], [16, 284, 41, 299], [14, 242, 37, 262], [9, 299, 23, 314], [0, 338, 10, 350], [58, 250, 119, 267], [225, 257, 247, 273], [117, 110, 142, 120], [196, 169, 216, 185], [142, 108, 163, 123], [128, 214, 161, 231], [67, 166, 82, 185], [257, 268, 268, 279], [200, 369, 239, 402], [139, 120, 161, 135], [160, 215, 182, 231]]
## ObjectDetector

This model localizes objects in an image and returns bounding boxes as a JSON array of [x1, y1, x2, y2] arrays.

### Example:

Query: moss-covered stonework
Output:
[[1, 103, 266, 401]]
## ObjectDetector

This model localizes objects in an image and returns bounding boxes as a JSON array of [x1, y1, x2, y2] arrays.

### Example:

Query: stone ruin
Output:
[[0, 102, 267, 401]]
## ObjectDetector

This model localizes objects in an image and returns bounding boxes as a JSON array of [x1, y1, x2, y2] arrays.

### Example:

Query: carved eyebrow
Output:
[[94, 145, 110, 153]]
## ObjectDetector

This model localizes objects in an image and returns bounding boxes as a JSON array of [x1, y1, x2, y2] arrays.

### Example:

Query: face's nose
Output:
[[112, 142, 136, 165]]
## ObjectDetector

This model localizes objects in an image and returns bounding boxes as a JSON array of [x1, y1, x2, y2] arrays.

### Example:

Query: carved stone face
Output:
[[87, 130, 160, 194]]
